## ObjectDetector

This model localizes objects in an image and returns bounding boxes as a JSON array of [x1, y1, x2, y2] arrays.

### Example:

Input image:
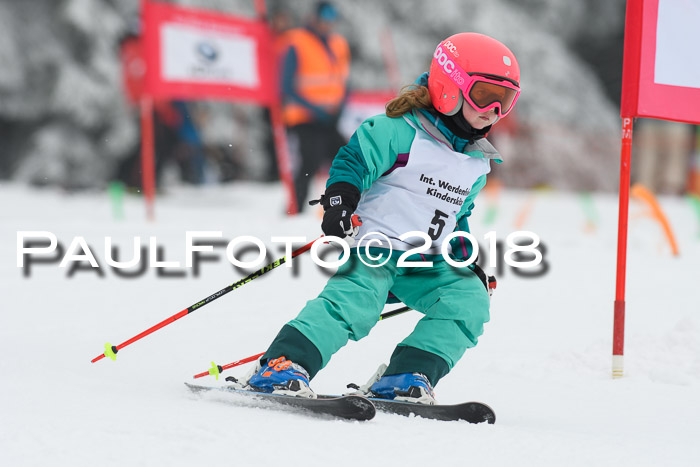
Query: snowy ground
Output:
[[1, 181, 699, 467]]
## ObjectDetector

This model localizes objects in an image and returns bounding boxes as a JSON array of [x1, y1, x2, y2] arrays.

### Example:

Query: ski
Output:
[[316, 393, 495, 423], [365, 397, 495, 424], [185, 383, 376, 421]]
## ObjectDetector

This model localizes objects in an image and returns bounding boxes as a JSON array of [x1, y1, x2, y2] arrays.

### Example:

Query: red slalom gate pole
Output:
[[139, 96, 156, 221], [612, 117, 634, 378], [91, 238, 319, 363]]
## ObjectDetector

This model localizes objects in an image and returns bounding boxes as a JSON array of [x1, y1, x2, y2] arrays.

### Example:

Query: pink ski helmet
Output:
[[428, 33, 521, 117]]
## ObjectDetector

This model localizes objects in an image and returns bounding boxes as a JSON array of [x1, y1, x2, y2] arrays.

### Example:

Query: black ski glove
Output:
[[310, 182, 361, 238]]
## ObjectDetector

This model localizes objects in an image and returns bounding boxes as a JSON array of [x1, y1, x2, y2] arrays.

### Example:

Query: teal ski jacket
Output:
[[325, 74, 503, 260]]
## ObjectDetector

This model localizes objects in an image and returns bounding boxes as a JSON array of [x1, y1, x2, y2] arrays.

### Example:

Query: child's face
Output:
[[461, 101, 498, 129]]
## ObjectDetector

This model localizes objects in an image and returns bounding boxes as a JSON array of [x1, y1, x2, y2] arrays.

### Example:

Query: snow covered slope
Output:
[[1, 182, 699, 466]]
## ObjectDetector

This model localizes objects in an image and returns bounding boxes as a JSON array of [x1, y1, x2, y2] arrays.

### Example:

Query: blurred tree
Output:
[[0, 0, 627, 191]]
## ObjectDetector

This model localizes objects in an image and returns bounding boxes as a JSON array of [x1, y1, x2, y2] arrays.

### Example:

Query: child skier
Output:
[[243, 32, 520, 403]]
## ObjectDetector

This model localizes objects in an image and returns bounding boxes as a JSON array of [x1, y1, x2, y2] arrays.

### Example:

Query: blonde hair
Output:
[[385, 85, 432, 118]]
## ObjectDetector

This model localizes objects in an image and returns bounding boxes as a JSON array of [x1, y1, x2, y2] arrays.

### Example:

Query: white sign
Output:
[[160, 23, 259, 87], [654, 0, 700, 89]]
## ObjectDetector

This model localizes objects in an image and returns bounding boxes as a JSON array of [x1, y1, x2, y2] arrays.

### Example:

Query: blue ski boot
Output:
[[247, 357, 316, 399], [370, 372, 436, 405]]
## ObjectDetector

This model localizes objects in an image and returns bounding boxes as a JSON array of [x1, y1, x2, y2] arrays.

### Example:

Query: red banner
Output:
[[621, 0, 700, 124], [338, 90, 397, 139], [142, 1, 276, 105]]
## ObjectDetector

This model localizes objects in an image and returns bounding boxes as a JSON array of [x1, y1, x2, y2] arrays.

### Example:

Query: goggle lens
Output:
[[468, 81, 518, 115]]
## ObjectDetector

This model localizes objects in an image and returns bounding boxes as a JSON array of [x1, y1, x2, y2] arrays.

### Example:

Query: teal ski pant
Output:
[[282, 253, 490, 383]]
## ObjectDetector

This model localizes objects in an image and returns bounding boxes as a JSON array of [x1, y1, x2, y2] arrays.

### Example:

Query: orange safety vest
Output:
[[280, 28, 350, 126]]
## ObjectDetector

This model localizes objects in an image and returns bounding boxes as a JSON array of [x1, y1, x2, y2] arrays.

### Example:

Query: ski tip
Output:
[[460, 401, 496, 424], [345, 395, 376, 421]]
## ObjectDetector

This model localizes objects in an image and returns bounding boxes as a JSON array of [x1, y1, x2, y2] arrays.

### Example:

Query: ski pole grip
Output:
[[351, 215, 363, 228]]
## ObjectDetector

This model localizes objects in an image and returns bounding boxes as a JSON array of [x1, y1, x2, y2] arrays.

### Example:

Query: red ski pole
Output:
[[91, 238, 319, 363], [194, 352, 266, 380], [193, 305, 412, 380]]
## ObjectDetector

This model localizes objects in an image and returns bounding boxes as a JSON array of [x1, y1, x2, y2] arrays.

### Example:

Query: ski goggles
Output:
[[461, 75, 520, 117]]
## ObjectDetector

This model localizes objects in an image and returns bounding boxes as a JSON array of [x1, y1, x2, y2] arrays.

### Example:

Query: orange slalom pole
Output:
[[630, 183, 680, 256], [514, 192, 536, 229]]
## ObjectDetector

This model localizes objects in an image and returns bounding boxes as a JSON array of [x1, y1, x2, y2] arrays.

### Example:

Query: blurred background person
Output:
[[171, 100, 208, 185], [691, 126, 700, 196], [279, 1, 351, 211], [632, 119, 695, 195], [260, 6, 294, 183]]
